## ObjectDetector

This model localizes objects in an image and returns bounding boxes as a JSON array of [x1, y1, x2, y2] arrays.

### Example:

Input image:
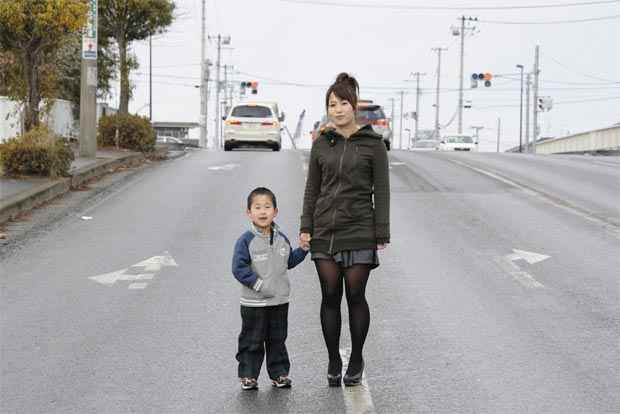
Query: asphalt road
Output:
[[1, 148, 618, 413]]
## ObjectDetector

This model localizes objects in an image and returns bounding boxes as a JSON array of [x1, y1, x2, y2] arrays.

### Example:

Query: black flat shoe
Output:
[[327, 373, 342, 387], [343, 360, 364, 387]]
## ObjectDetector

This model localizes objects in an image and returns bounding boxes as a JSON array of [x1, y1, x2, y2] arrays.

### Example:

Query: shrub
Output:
[[0, 127, 74, 177], [98, 114, 156, 153]]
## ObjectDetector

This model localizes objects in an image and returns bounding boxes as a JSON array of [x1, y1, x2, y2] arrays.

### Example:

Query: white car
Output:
[[439, 134, 478, 151], [223, 102, 284, 151], [411, 139, 440, 151]]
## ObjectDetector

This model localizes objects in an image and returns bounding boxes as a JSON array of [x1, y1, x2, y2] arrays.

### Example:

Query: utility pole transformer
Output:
[[79, 0, 98, 158]]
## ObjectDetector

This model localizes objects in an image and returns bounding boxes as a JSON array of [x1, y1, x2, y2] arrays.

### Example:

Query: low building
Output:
[[152, 122, 199, 140]]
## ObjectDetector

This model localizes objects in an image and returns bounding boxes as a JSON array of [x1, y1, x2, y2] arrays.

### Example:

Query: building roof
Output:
[[152, 121, 199, 129]]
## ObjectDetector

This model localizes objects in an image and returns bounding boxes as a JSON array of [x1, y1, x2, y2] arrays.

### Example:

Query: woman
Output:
[[299, 73, 390, 387]]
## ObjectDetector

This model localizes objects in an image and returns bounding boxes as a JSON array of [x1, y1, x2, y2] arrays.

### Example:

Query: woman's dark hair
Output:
[[247, 187, 277, 210], [325, 72, 359, 110]]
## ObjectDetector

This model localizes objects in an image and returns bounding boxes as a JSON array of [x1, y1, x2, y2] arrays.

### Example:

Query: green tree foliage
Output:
[[0, 0, 88, 131], [99, 0, 175, 114]]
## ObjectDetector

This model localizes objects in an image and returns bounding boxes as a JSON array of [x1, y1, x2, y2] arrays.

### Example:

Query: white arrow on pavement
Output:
[[499, 248, 550, 289], [88, 251, 178, 288], [507, 249, 550, 265]]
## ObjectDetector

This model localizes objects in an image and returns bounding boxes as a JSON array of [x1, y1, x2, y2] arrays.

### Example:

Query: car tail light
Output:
[[261, 121, 277, 127], [226, 120, 241, 126]]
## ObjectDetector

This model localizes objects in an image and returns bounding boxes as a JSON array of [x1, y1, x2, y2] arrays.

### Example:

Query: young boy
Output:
[[232, 187, 309, 390]]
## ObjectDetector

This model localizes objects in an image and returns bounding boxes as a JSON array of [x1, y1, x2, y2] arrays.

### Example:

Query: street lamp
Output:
[[516, 64, 524, 153]]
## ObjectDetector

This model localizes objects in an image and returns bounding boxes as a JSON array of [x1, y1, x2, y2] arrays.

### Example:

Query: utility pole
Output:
[[411, 72, 425, 143], [199, 0, 207, 148], [516, 64, 524, 152], [525, 72, 531, 152], [149, 34, 152, 121], [79, 0, 98, 158], [496, 117, 501, 152], [399, 90, 404, 150], [432, 47, 447, 140], [453, 16, 477, 134], [532, 45, 540, 154], [215, 34, 222, 149]]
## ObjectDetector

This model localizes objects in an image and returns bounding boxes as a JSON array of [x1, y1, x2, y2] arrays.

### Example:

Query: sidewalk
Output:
[[0, 145, 177, 225]]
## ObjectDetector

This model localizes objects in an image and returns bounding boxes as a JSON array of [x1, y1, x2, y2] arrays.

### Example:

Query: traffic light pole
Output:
[[532, 45, 540, 154], [215, 34, 222, 149], [432, 47, 447, 140], [525, 72, 531, 152], [457, 16, 465, 134]]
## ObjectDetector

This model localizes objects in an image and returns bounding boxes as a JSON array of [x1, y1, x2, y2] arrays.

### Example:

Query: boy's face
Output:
[[247, 194, 278, 232]]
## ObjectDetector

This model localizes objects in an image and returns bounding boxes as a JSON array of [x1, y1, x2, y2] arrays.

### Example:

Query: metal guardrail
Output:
[[535, 125, 620, 154]]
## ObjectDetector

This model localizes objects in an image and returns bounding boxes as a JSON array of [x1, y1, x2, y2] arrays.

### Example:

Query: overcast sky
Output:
[[121, 0, 620, 151]]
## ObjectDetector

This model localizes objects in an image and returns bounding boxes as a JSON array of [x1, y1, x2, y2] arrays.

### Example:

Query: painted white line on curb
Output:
[[340, 348, 375, 414]]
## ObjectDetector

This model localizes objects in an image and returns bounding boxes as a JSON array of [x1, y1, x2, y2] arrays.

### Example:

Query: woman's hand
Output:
[[299, 233, 312, 251], [377, 244, 387, 250]]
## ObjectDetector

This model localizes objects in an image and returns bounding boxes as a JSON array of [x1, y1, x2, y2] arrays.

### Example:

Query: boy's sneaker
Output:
[[271, 375, 292, 388], [240, 377, 258, 390]]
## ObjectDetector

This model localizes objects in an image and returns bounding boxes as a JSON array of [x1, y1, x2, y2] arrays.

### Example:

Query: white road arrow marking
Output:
[[88, 251, 178, 289], [509, 249, 550, 265], [498, 249, 549, 289]]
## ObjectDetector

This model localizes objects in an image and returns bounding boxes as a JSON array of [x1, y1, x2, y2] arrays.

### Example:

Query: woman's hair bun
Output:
[[336, 72, 351, 83]]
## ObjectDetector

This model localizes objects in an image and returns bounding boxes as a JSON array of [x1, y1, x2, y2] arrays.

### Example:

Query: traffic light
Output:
[[240, 81, 248, 95], [250, 81, 258, 94], [471, 72, 493, 87], [537, 96, 553, 112]]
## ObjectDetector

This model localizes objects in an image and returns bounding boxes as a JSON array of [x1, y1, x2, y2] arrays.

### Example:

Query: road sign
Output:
[[82, 0, 97, 60]]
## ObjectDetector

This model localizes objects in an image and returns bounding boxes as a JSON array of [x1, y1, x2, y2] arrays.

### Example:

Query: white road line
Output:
[[340, 348, 375, 414], [128, 283, 148, 290], [448, 159, 620, 239]]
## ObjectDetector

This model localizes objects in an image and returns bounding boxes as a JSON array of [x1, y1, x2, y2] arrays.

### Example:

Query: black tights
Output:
[[315, 259, 371, 375]]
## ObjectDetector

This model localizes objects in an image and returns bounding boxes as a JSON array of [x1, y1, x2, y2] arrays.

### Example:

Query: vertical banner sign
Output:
[[82, 0, 97, 60]]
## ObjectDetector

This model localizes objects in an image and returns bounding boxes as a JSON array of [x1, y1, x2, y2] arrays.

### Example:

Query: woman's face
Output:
[[327, 93, 356, 128]]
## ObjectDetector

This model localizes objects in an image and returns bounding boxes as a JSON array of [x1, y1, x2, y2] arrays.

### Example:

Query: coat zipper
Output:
[[328, 138, 348, 254]]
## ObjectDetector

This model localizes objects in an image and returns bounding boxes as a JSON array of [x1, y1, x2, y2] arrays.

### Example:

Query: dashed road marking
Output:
[[340, 348, 375, 414]]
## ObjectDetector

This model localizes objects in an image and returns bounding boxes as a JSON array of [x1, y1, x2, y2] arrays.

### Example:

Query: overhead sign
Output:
[[82, 0, 98, 60]]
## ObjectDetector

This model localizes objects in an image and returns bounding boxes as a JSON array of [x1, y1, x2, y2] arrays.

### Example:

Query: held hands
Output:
[[299, 232, 312, 251]]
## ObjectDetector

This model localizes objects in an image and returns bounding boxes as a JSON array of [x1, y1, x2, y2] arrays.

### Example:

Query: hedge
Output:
[[0, 127, 74, 177], [98, 114, 156, 153]]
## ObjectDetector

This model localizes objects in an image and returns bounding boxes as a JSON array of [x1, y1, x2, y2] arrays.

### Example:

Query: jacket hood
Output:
[[322, 124, 382, 141]]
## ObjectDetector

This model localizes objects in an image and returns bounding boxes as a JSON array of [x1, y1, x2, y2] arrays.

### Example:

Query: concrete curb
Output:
[[0, 152, 146, 225]]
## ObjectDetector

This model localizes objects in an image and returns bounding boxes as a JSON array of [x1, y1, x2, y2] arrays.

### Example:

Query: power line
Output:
[[280, 0, 620, 10], [545, 55, 620, 83], [479, 14, 620, 24]]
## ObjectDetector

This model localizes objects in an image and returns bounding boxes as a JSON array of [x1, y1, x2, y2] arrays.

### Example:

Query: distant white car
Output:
[[156, 136, 184, 144], [411, 139, 440, 151], [439, 135, 478, 151], [223, 102, 284, 151]]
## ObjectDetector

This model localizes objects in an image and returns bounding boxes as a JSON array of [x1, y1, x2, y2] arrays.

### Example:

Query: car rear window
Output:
[[231, 105, 272, 118], [357, 106, 386, 121]]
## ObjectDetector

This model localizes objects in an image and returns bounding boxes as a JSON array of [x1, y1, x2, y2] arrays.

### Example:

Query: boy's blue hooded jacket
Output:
[[232, 222, 307, 307]]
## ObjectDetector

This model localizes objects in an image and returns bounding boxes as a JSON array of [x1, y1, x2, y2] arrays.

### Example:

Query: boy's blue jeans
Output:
[[237, 303, 290, 380]]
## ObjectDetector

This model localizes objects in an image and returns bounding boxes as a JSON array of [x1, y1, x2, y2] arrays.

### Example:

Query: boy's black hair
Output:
[[247, 187, 277, 210]]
